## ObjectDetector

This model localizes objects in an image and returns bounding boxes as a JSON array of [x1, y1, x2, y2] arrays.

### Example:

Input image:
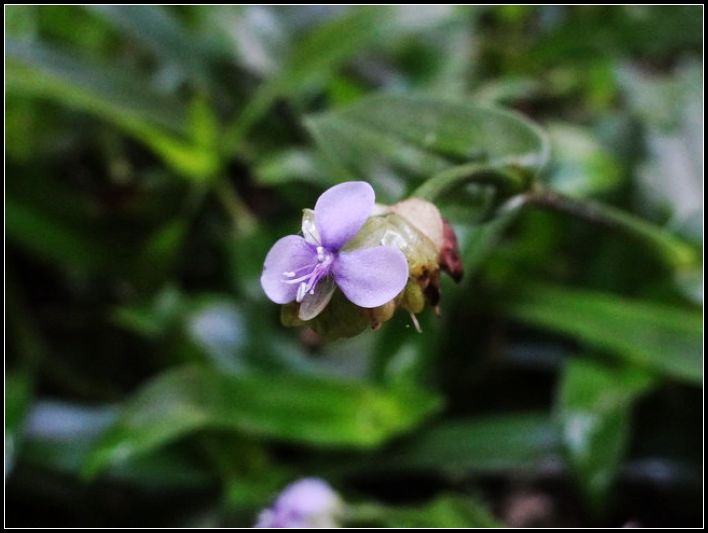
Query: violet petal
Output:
[[314, 181, 374, 250], [260, 235, 316, 304], [333, 246, 409, 308], [254, 478, 341, 528]]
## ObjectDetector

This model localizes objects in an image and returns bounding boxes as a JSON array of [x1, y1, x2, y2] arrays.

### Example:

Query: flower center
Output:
[[282, 246, 334, 302]]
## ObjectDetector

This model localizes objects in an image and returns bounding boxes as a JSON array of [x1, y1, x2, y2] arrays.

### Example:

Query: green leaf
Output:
[[556, 358, 654, 513], [5, 373, 33, 477], [306, 94, 549, 197], [6, 39, 220, 181], [85, 366, 442, 476], [386, 496, 500, 528], [112, 285, 186, 338], [6, 196, 114, 274], [134, 218, 189, 288], [506, 284, 702, 384], [523, 190, 699, 269], [6, 38, 185, 133], [545, 122, 622, 197], [253, 148, 335, 187], [225, 7, 395, 148], [389, 496, 500, 528], [350, 495, 500, 528], [22, 401, 117, 475], [384, 412, 559, 474], [456, 208, 521, 281], [21, 401, 210, 489], [87, 6, 212, 87], [183, 298, 247, 373]]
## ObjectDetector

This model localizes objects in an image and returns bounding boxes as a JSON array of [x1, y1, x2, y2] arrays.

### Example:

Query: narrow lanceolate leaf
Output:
[[225, 7, 395, 148], [556, 358, 654, 513], [383, 412, 559, 474], [382, 496, 500, 528], [506, 284, 702, 384], [6, 197, 115, 274], [5, 39, 219, 181], [5, 373, 33, 478], [544, 122, 622, 197], [350, 495, 500, 528], [84, 366, 442, 476], [6, 39, 186, 134], [86, 6, 212, 86], [306, 94, 549, 198]]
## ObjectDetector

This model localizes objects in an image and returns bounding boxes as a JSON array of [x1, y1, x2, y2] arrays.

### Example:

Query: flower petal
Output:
[[333, 246, 409, 308], [298, 275, 336, 321], [260, 235, 316, 304], [314, 181, 374, 250]]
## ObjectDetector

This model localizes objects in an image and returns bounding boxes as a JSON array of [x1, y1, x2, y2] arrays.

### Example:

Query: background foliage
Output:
[[5, 5, 703, 527]]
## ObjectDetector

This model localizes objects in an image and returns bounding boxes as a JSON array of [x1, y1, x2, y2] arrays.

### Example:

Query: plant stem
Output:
[[215, 179, 258, 236], [523, 188, 698, 269], [222, 89, 276, 156], [412, 162, 530, 202]]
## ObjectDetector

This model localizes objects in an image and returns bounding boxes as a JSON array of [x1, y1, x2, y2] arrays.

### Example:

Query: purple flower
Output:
[[260, 181, 409, 320], [254, 478, 342, 528]]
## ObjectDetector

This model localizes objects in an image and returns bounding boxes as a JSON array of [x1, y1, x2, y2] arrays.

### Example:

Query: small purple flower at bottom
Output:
[[260, 181, 409, 320], [254, 478, 342, 528]]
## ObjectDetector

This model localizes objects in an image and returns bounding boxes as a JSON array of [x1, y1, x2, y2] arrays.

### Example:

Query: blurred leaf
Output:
[[6, 38, 185, 132], [387, 496, 499, 528], [134, 219, 189, 286], [23, 401, 117, 472], [5, 5, 38, 39], [188, 95, 220, 153], [85, 366, 442, 476], [184, 298, 247, 373], [545, 122, 622, 197], [473, 76, 542, 104], [112, 285, 186, 338], [621, 61, 702, 224], [370, 311, 441, 387], [205, 6, 288, 78], [352, 495, 500, 528], [506, 284, 702, 384], [524, 190, 699, 269], [6, 39, 220, 181], [6, 196, 114, 273], [556, 358, 654, 513], [87, 6, 212, 87], [226, 7, 395, 147], [265, 7, 391, 94], [21, 400, 210, 489], [5, 373, 32, 478], [384, 412, 559, 474], [457, 208, 521, 280], [306, 94, 549, 198], [253, 148, 334, 187]]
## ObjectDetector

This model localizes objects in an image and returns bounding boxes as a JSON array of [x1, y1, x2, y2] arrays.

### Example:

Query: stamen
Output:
[[282, 248, 335, 302], [409, 312, 422, 333], [296, 282, 308, 303], [282, 273, 313, 285]]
